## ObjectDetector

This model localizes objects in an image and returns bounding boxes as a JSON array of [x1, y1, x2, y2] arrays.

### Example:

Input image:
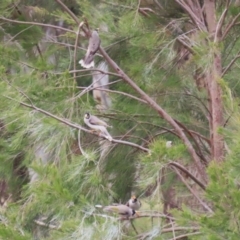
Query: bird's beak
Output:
[[135, 211, 140, 217]]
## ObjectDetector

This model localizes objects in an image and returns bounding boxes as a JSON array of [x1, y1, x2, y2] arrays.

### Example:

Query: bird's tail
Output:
[[99, 126, 113, 141]]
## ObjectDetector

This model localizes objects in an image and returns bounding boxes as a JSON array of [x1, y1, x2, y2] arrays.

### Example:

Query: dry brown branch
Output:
[[0, 17, 75, 34], [34, 220, 60, 229], [77, 86, 147, 104], [73, 22, 84, 82], [222, 50, 240, 77], [174, 0, 206, 31], [221, 13, 240, 40], [214, 6, 229, 42], [53, 0, 207, 182], [168, 162, 206, 190], [69, 69, 121, 77], [4, 96, 150, 153], [171, 166, 213, 213]]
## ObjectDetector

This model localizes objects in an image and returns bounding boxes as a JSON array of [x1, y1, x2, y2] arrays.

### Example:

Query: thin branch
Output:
[[73, 22, 84, 82], [168, 162, 206, 190], [54, 0, 207, 182], [78, 87, 147, 104], [54, 0, 80, 24], [4, 96, 150, 153], [123, 212, 176, 221], [168, 231, 201, 240], [221, 13, 240, 40], [214, 3, 229, 42], [69, 69, 120, 78], [130, 220, 139, 234], [0, 17, 75, 34], [174, 0, 206, 31], [222, 50, 240, 77], [34, 220, 60, 229], [171, 166, 213, 213]]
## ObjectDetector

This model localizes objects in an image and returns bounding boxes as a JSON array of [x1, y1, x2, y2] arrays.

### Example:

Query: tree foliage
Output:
[[1, 0, 240, 239]]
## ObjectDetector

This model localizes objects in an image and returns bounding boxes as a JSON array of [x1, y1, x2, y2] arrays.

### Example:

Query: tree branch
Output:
[[168, 162, 206, 190], [174, 0, 206, 31], [171, 166, 213, 213], [54, 0, 207, 182], [222, 50, 240, 77], [0, 17, 75, 34], [4, 96, 150, 153], [221, 13, 240, 40], [73, 22, 84, 82]]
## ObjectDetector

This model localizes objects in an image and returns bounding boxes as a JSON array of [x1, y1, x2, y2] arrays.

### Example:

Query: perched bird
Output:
[[166, 141, 173, 148], [79, 29, 101, 69], [126, 195, 141, 211], [84, 113, 113, 141], [103, 204, 136, 218]]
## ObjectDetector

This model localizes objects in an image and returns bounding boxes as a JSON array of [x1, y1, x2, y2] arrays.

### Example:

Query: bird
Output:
[[79, 29, 101, 69], [126, 195, 141, 211], [84, 113, 113, 141], [166, 141, 172, 148], [102, 204, 136, 219]]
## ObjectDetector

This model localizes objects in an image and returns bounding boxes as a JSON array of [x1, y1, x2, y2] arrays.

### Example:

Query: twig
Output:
[[34, 220, 60, 229], [73, 22, 84, 82], [221, 13, 240, 40], [69, 68, 121, 77], [77, 87, 147, 104], [214, 6, 229, 42], [168, 162, 206, 190], [54, 0, 80, 24], [130, 220, 139, 234], [168, 231, 201, 240], [171, 166, 213, 213], [121, 212, 176, 221], [4, 96, 150, 153], [54, 0, 207, 182], [174, 0, 206, 32], [222, 50, 240, 77], [0, 17, 75, 34]]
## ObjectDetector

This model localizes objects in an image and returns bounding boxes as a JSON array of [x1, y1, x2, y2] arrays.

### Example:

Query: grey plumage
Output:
[[84, 113, 112, 141], [79, 30, 101, 69], [103, 204, 136, 218], [126, 196, 141, 211]]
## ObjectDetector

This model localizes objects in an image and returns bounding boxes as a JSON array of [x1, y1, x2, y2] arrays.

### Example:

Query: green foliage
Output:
[[1, 0, 240, 239]]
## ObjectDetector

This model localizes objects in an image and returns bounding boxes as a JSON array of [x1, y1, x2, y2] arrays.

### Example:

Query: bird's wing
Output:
[[89, 30, 101, 54], [84, 30, 101, 61], [89, 115, 108, 127]]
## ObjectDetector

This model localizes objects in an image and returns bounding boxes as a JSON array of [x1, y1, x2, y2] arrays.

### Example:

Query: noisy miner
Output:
[[166, 141, 172, 148], [84, 113, 113, 141], [126, 195, 141, 211], [79, 29, 101, 69], [103, 204, 137, 218]]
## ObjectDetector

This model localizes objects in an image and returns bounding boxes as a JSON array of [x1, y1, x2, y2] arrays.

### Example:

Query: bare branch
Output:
[[34, 220, 60, 229], [222, 50, 240, 77], [54, 0, 207, 182], [174, 0, 206, 31], [73, 22, 85, 82], [4, 96, 150, 153], [77, 87, 147, 104], [168, 162, 206, 190], [0, 17, 75, 34], [69, 69, 121, 78], [221, 13, 240, 40], [214, 3, 229, 42], [171, 166, 213, 213]]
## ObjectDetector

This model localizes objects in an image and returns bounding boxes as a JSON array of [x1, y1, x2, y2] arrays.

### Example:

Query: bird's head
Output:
[[131, 195, 138, 203], [84, 112, 90, 119]]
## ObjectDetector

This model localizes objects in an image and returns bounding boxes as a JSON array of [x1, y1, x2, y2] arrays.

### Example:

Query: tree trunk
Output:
[[204, 0, 224, 161]]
